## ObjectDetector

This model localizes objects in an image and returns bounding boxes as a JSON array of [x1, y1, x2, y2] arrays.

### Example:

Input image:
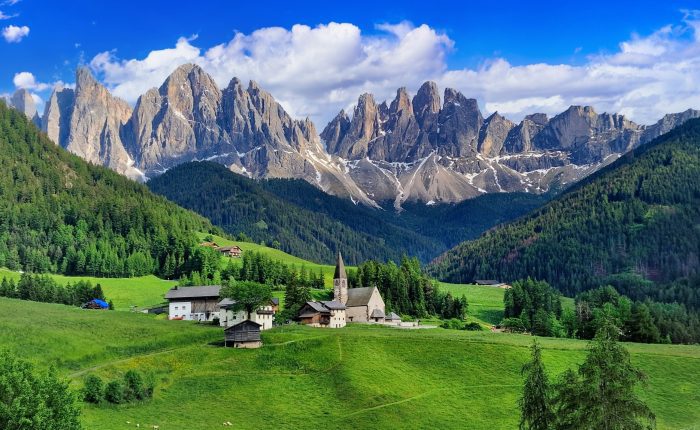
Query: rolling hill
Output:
[[0, 101, 218, 278], [0, 298, 698, 430], [429, 118, 700, 307]]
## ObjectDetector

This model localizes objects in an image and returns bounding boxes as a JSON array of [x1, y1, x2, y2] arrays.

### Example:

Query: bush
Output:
[[440, 318, 464, 330], [83, 374, 104, 404], [501, 317, 527, 333], [123, 370, 147, 401], [105, 380, 125, 404], [463, 322, 483, 331]]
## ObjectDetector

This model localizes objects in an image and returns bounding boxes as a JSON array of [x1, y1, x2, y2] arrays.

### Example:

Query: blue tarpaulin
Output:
[[91, 299, 109, 309]]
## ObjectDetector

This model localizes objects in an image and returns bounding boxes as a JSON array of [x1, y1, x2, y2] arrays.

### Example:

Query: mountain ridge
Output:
[[7, 64, 700, 207]]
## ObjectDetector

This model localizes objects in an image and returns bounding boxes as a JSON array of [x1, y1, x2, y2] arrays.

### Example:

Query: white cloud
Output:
[[2, 0, 21, 5], [86, 13, 700, 127], [2, 24, 28, 42], [13, 71, 51, 91], [0, 10, 17, 20]]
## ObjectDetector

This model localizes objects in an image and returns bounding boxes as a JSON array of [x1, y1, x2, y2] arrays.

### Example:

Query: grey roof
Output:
[[386, 312, 401, 321], [475, 279, 502, 285], [321, 300, 346, 310], [305, 301, 329, 313], [217, 298, 237, 308], [224, 319, 262, 331], [346, 287, 377, 307], [217, 246, 241, 251], [165, 286, 221, 300], [370, 308, 385, 319], [271, 298, 280, 306], [334, 251, 347, 279]]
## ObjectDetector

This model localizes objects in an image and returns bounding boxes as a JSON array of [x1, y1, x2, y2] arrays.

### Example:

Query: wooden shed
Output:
[[224, 320, 262, 348]]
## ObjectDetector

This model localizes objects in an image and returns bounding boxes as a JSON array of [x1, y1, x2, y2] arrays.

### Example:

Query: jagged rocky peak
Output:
[[42, 85, 74, 147], [478, 112, 515, 156], [502, 113, 548, 153], [437, 88, 483, 156], [320, 109, 351, 152], [412, 81, 441, 122], [64, 67, 137, 177], [641, 108, 700, 144], [10, 88, 40, 125]]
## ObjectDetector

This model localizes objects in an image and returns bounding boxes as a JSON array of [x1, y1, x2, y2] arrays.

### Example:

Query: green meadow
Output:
[[0, 297, 698, 430]]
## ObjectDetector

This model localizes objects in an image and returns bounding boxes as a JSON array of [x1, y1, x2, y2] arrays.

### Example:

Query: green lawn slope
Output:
[[1, 298, 698, 430]]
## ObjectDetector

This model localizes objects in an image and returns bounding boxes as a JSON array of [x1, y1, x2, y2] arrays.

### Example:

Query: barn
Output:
[[224, 320, 262, 348]]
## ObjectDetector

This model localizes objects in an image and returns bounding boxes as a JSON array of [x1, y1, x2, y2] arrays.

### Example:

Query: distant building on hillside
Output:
[[165, 286, 222, 321], [216, 245, 242, 258], [474, 279, 505, 287], [224, 320, 262, 348], [199, 241, 220, 248]]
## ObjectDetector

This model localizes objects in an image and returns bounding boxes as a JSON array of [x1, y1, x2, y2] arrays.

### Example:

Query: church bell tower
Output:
[[333, 251, 348, 305]]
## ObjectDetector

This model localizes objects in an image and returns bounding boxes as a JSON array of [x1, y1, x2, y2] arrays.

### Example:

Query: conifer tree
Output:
[[519, 340, 554, 430]]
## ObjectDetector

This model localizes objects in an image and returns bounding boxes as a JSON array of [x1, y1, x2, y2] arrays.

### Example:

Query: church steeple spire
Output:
[[333, 251, 348, 304], [334, 251, 347, 280]]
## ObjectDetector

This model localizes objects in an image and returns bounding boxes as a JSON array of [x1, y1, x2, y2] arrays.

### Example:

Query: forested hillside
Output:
[[0, 102, 216, 277], [147, 161, 436, 264], [148, 161, 546, 264], [429, 119, 700, 308]]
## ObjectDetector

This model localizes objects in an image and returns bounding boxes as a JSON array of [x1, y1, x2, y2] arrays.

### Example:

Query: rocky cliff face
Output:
[[28, 67, 700, 208], [9, 89, 41, 127]]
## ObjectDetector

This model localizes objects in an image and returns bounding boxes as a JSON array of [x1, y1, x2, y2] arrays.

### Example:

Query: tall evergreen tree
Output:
[[519, 340, 554, 430]]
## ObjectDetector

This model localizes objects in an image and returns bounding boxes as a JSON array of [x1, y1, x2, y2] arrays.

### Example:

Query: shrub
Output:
[[123, 370, 147, 401], [463, 322, 483, 331], [441, 318, 464, 330], [501, 317, 527, 333], [105, 380, 125, 404], [83, 374, 104, 404]]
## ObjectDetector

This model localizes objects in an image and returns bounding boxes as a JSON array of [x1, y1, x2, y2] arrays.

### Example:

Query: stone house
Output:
[[218, 298, 277, 330]]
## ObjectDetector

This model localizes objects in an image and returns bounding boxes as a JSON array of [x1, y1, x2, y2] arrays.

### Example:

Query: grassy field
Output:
[[0, 268, 175, 311], [0, 297, 698, 430], [200, 233, 348, 288]]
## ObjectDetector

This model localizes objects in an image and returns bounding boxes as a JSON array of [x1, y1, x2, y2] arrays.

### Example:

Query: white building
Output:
[[218, 297, 279, 330]]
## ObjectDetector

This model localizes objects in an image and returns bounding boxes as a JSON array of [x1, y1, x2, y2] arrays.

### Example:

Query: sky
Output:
[[1, 0, 700, 126]]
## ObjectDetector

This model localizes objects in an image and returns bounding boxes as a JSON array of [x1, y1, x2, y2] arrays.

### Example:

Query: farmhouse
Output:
[[224, 320, 262, 348], [218, 297, 278, 330], [165, 285, 221, 322], [216, 245, 242, 258], [298, 301, 347, 328], [474, 279, 504, 287]]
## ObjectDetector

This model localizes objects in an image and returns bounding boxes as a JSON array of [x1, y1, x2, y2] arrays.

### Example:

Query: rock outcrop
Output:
[[41, 86, 74, 147], [9, 89, 40, 126]]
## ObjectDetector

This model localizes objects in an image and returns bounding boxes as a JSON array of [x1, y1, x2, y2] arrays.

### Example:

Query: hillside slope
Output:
[[0, 101, 216, 277], [1, 298, 698, 430], [429, 118, 700, 307]]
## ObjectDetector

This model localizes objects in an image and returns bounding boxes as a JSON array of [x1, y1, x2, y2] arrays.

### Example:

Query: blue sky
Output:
[[2, 0, 700, 125]]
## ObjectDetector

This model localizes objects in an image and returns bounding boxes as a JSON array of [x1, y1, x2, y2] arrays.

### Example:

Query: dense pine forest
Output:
[[429, 119, 700, 310], [148, 161, 546, 264], [0, 102, 217, 277]]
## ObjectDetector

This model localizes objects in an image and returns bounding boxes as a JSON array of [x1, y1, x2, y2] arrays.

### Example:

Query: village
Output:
[[163, 251, 408, 348]]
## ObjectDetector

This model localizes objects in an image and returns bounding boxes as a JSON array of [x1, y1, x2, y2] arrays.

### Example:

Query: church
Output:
[[298, 252, 386, 327]]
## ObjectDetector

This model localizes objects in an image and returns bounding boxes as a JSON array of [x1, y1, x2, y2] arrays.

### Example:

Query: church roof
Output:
[[345, 287, 377, 307], [334, 251, 347, 279]]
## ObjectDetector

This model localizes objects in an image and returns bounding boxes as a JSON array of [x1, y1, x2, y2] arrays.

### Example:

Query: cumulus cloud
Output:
[[2, 24, 28, 42], [13, 71, 52, 91], [87, 14, 700, 127]]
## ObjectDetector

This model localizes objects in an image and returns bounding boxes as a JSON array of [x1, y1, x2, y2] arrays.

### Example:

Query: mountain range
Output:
[[7, 64, 700, 207]]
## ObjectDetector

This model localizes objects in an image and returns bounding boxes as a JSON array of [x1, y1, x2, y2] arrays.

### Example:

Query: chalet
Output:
[[298, 301, 346, 328], [165, 285, 221, 322], [216, 245, 242, 258], [224, 320, 262, 348], [218, 298, 277, 330]]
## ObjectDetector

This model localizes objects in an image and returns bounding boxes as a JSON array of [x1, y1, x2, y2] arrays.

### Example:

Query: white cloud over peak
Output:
[[84, 14, 700, 127], [13, 71, 52, 91], [2, 24, 28, 42]]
